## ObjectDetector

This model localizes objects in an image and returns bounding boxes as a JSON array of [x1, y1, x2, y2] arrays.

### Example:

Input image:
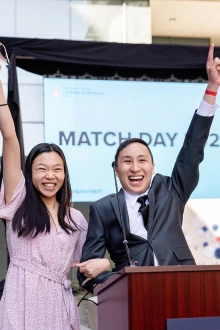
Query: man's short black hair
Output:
[[114, 138, 154, 165]]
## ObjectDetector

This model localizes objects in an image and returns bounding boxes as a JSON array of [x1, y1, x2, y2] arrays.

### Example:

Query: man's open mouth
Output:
[[128, 176, 144, 182]]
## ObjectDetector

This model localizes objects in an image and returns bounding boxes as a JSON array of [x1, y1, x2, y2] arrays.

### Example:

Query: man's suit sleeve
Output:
[[77, 202, 113, 292], [171, 112, 213, 204]]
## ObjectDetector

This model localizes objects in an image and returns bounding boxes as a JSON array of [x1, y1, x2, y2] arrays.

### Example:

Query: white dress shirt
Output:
[[123, 99, 218, 266]]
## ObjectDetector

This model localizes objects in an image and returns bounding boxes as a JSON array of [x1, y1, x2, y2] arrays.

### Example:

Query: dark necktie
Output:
[[137, 195, 149, 230], [137, 195, 154, 266]]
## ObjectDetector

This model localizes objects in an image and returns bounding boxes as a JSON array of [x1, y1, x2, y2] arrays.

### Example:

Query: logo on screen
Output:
[[52, 87, 61, 97]]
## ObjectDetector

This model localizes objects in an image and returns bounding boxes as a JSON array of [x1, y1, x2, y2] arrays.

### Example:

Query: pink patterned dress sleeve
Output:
[[70, 208, 88, 264], [0, 172, 26, 221]]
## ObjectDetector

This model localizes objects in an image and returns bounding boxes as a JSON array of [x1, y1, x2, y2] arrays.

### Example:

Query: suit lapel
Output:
[[147, 187, 155, 234], [111, 189, 130, 233]]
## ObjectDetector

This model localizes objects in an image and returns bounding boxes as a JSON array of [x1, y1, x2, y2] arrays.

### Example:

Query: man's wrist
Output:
[[203, 84, 219, 105], [205, 89, 217, 96], [206, 83, 219, 92]]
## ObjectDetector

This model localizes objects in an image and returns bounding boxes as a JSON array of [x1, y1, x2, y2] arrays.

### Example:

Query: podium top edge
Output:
[[94, 265, 220, 294], [123, 265, 220, 273]]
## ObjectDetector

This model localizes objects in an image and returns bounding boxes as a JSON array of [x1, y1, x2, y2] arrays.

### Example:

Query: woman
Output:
[[0, 63, 109, 329]]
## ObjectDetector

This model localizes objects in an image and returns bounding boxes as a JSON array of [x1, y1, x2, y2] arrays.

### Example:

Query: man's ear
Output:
[[152, 164, 155, 175]]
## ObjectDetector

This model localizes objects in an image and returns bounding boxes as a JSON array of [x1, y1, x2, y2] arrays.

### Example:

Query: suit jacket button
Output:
[[148, 239, 152, 244]]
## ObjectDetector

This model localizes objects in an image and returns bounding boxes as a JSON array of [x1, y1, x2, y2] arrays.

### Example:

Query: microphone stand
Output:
[[112, 162, 136, 267]]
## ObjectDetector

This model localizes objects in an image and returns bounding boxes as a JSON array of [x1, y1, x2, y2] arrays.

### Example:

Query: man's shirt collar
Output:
[[123, 188, 149, 208]]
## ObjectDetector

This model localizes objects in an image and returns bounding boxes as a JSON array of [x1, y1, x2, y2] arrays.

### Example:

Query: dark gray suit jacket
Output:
[[78, 112, 214, 291]]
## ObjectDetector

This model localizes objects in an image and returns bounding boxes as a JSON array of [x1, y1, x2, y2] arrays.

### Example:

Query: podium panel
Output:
[[94, 266, 220, 330], [167, 316, 220, 330]]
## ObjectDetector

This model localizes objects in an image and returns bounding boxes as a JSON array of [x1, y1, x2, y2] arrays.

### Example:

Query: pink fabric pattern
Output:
[[0, 173, 88, 330]]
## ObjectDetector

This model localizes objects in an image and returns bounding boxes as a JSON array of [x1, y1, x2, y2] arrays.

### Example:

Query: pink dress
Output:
[[0, 174, 88, 330]]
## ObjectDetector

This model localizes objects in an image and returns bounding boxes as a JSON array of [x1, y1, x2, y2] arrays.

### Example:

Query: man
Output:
[[77, 44, 220, 292]]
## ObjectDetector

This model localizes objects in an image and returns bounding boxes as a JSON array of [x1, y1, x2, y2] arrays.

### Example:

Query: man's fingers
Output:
[[75, 260, 90, 267], [78, 264, 94, 274], [213, 57, 220, 65], [71, 263, 77, 268], [84, 272, 94, 278], [207, 43, 214, 65], [79, 267, 89, 273], [210, 58, 220, 70], [71, 261, 80, 268]]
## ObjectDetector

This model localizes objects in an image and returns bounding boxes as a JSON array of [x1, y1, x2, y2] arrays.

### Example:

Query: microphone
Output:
[[0, 43, 10, 68], [111, 161, 136, 267]]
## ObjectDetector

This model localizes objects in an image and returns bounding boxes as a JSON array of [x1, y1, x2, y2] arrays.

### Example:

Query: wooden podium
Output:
[[94, 265, 220, 330]]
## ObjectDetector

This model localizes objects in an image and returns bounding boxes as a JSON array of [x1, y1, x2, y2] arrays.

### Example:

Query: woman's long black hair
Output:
[[12, 143, 79, 237]]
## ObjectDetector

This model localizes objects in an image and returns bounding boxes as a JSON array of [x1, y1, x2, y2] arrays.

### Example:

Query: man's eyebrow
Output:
[[120, 154, 148, 159]]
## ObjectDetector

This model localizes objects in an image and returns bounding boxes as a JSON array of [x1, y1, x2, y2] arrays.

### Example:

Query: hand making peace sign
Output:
[[206, 44, 220, 90]]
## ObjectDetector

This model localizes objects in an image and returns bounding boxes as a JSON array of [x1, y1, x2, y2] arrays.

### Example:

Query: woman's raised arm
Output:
[[0, 72, 21, 203]]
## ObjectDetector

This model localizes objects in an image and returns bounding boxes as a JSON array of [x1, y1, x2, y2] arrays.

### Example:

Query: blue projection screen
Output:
[[44, 78, 220, 202]]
